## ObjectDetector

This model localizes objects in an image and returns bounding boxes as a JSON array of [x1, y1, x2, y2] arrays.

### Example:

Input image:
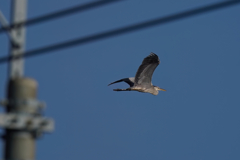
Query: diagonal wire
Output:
[[0, 0, 122, 34], [0, 0, 240, 64], [0, 10, 19, 47]]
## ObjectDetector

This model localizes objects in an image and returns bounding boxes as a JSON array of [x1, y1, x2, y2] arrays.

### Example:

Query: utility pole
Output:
[[0, 1, 54, 160]]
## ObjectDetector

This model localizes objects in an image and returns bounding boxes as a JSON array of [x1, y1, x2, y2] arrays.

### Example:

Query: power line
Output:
[[0, 0, 240, 64], [0, 0, 121, 34]]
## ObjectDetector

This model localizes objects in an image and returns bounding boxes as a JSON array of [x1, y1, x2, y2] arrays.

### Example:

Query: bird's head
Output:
[[154, 86, 166, 91]]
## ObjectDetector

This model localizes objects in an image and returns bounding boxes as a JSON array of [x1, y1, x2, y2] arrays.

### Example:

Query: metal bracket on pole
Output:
[[0, 98, 46, 113], [0, 10, 20, 48], [0, 113, 54, 132], [0, 99, 54, 133]]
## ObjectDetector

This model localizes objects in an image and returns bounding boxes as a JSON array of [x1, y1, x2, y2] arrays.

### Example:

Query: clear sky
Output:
[[0, 0, 240, 160]]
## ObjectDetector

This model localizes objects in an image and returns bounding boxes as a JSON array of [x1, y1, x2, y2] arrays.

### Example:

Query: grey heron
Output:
[[108, 52, 166, 95]]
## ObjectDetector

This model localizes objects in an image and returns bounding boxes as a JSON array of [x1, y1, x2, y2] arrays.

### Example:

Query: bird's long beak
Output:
[[159, 88, 166, 91]]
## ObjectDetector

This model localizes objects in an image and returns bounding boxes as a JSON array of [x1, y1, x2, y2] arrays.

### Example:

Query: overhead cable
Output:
[[0, 0, 121, 34], [0, 0, 240, 64]]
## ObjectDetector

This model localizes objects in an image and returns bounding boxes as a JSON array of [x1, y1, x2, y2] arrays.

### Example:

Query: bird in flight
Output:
[[108, 52, 166, 95]]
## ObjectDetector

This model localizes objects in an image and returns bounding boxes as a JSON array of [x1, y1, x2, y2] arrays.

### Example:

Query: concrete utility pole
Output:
[[0, 1, 54, 160], [4, 78, 40, 160]]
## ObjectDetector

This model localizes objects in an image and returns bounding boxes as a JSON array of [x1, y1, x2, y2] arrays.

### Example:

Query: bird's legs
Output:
[[113, 88, 132, 91]]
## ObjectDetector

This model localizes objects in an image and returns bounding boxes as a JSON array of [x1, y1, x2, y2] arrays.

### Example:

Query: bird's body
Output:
[[108, 52, 166, 95]]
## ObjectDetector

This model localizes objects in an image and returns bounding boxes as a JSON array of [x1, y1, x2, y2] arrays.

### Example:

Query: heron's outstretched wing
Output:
[[108, 77, 135, 87], [134, 53, 160, 86]]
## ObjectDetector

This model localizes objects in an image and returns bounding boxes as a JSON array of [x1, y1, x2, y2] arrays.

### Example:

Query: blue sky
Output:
[[0, 0, 240, 160]]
